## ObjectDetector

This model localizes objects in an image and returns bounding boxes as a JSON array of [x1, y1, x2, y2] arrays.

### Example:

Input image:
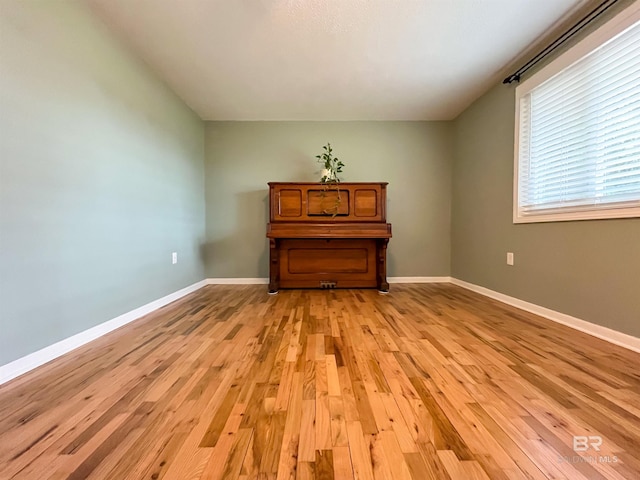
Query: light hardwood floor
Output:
[[0, 284, 639, 479]]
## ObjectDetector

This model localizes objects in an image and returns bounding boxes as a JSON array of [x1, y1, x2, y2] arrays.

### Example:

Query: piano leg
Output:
[[377, 239, 389, 292], [268, 238, 280, 294]]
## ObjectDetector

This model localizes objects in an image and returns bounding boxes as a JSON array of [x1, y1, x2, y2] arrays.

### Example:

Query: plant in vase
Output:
[[316, 143, 344, 184], [315, 143, 345, 215]]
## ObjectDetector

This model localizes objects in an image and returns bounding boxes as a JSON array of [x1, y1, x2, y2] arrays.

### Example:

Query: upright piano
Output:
[[266, 182, 392, 293]]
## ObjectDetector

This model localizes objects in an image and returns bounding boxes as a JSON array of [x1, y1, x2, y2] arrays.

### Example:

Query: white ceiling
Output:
[[88, 0, 587, 121]]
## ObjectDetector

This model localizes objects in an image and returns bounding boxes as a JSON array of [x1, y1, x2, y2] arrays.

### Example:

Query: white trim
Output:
[[207, 278, 269, 285], [0, 280, 207, 385], [388, 276, 452, 283], [513, 206, 640, 224], [206, 277, 452, 285], [206, 277, 451, 285], [450, 278, 640, 354]]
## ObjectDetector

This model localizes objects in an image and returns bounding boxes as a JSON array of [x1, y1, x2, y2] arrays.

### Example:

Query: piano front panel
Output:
[[278, 189, 303, 217], [307, 189, 350, 216], [279, 239, 377, 288], [354, 189, 378, 217], [270, 183, 386, 223]]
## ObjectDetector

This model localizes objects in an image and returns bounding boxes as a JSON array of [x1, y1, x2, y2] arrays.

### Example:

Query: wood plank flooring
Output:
[[0, 284, 639, 479]]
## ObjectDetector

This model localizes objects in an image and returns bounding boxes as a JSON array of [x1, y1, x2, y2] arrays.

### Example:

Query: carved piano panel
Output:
[[266, 182, 391, 292], [279, 239, 378, 289], [270, 183, 385, 222]]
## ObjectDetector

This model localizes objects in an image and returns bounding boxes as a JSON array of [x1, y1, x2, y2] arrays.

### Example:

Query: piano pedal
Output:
[[320, 281, 337, 289]]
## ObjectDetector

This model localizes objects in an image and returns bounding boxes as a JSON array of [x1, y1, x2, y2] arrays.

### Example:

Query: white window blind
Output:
[[515, 14, 640, 223]]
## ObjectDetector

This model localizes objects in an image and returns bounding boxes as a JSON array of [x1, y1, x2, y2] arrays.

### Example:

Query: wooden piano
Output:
[[266, 182, 392, 293]]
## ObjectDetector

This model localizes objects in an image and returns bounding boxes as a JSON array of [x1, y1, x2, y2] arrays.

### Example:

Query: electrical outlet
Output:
[[172, 252, 178, 264], [507, 252, 514, 266]]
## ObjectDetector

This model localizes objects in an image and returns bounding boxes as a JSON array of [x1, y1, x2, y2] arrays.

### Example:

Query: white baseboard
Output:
[[207, 278, 269, 285], [205, 277, 451, 285], [450, 278, 640, 353], [0, 280, 208, 386], [389, 276, 452, 283]]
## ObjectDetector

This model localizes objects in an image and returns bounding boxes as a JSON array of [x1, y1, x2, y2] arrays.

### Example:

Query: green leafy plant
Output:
[[314, 143, 345, 216], [316, 143, 344, 184]]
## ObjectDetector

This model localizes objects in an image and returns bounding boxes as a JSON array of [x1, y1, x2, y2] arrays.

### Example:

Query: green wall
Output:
[[204, 121, 453, 279], [0, 1, 206, 364], [452, 83, 640, 337]]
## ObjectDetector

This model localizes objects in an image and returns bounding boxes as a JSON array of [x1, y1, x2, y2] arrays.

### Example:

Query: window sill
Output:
[[513, 206, 640, 224]]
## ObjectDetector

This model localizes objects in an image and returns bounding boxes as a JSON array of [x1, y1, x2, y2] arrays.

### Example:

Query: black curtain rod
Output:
[[503, 0, 620, 84]]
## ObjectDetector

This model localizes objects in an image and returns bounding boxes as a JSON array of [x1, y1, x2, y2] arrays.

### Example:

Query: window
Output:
[[514, 4, 640, 223]]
